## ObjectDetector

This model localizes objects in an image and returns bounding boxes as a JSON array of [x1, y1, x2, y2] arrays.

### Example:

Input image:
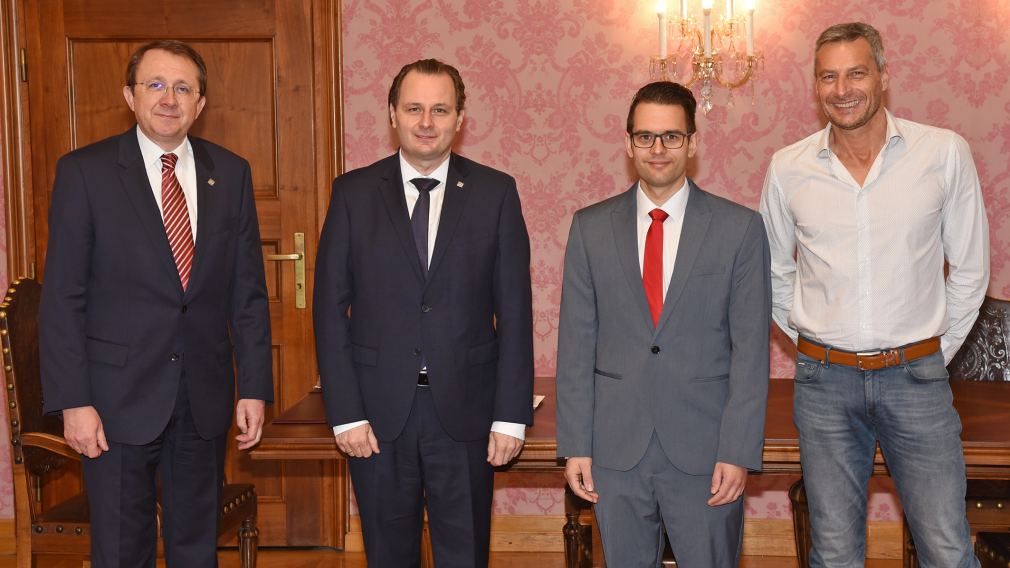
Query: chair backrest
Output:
[[0, 279, 71, 479], [948, 296, 1010, 382]]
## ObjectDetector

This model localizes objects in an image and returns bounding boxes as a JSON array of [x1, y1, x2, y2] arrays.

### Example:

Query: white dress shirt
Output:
[[136, 128, 198, 242], [637, 180, 691, 297], [759, 109, 989, 363], [333, 152, 527, 440]]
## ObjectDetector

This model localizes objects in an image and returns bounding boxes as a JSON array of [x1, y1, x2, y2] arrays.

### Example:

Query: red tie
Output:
[[643, 208, 669, 327], [160, 153, 195, 291]]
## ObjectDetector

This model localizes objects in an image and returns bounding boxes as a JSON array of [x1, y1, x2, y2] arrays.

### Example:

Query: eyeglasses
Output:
[[132, 81, 200, 98], [630, 131, 693, 149]]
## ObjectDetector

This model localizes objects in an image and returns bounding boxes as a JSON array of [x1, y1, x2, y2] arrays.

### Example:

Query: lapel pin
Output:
[[456, 181, 464, 188], [207, 178, 216, 187]]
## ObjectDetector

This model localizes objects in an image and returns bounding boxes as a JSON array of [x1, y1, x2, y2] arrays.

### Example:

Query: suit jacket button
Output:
[[181, 305, 188, 313], [170, 353, 180, 362], [413, 348, 422, 356], [421, 304, 431, 313], [651, 346, 660, 354]]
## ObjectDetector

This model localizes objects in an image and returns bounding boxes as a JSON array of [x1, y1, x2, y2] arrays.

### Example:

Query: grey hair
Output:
[[815, 22, 886, 71]]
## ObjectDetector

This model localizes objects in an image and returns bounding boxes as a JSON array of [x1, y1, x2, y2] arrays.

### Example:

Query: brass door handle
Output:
[[265, 253, 303, 261], [265, 232, 306, 308]]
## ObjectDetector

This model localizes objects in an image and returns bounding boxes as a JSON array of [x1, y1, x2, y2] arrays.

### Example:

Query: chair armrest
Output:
[[21, 432, 81, 461]]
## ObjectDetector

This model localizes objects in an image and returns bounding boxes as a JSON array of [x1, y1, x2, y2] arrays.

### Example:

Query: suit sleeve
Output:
[[39, 155, 95, 413], [491, 178, 534, 425], [717, 212, 771, 471], [554, 213, 597, 458], [314, 178, 367, 427], [229, 160, 274, 402]]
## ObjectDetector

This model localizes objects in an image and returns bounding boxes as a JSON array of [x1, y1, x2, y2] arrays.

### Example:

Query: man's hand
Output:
[[564, 457, 599, 503], [335, 423, 380, 458], [708, 462, 747, 506], [63, 405, 109, 458], [487, 431, 524, 466], [235, 399, 267, 450]]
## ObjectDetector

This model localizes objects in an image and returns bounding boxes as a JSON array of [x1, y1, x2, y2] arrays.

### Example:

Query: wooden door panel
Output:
[[21, 0, 340, 547]]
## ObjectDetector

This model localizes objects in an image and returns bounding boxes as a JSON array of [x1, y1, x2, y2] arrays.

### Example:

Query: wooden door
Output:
[[17, 0, 343, 547]]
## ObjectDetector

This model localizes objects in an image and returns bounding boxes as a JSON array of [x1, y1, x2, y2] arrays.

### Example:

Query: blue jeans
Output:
[[793, 350, 979, 568]]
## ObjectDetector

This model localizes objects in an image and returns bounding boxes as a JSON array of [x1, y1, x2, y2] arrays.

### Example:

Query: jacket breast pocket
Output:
[[690, 263, 725, 277], [86, 337, 129, 367]]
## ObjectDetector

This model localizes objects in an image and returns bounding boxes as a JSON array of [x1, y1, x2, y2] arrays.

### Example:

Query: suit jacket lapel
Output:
[[186, 139, 215, 298], [655, 181, 711, 335], [426, 154, 469, 282], [611, 185, 655, 334], [116, 127, 183, 291], [377, 154, 425, 283]]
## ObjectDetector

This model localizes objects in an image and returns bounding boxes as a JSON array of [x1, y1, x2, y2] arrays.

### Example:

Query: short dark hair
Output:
[[626, 81, 697, 134], [387, 59, 466, 114], [815, 22, 886, 71], [126, 40, 208, 97]]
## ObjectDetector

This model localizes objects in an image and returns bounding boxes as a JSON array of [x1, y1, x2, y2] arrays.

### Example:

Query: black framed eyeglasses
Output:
[[630, 131, 693, 149]]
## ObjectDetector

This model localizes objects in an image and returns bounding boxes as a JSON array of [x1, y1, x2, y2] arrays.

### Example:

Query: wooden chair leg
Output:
[[237, 517, 258, 568], [788, 478, 813, 568], [902, 515, 918, 568]]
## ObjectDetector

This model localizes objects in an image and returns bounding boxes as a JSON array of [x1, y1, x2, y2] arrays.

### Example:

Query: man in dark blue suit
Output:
[[39, 40, 273, 568], [314, 59, 534, 567]]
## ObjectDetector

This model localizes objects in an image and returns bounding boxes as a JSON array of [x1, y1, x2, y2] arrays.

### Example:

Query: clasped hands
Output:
[[335, 423, 524, 466]]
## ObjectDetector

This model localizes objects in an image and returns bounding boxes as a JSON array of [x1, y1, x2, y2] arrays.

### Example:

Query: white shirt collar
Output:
[[636, 178, 691, 221], [136, 126, 192, 171], [398, 151, 450, 188], [817, 108, 905, 159]]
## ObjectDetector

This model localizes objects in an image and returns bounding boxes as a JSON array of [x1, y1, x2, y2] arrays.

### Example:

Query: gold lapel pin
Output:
[[456, 181, 464, 188], [208, 178, 216, 187]]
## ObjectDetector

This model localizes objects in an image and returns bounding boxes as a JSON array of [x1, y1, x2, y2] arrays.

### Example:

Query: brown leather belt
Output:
[[797, 336, 941, 371]]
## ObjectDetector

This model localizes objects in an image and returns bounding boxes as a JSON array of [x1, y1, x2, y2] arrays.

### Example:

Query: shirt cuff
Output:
[[491, 421, 526, 441], [332, 420, 369, 436]]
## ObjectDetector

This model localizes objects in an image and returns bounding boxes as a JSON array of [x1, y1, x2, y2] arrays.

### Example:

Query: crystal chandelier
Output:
[[650, 0, 763, 114]]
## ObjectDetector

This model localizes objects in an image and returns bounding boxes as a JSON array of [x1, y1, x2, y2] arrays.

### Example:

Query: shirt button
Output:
[[169, 353, 180, 362], [651, 346, 661, 354], [421, 304, 432, 313]]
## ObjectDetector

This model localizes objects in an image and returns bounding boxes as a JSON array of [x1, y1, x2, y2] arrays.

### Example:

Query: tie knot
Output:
[[161, 153, 179, 172], [410, 177, 439, 193], [649, 208, 669, 222]]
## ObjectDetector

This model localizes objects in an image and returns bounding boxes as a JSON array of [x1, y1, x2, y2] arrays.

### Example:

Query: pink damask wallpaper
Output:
[[341, 0, 1010, 522]]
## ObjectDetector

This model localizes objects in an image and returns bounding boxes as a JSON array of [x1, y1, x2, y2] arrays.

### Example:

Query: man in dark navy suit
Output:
[[39, 40, 273, 568], [314, 59, 534, 567]]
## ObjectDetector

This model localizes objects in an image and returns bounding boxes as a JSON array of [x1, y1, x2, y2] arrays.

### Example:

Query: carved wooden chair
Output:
[[2, 278, 259, 567], [790, 296, 1010, 568], [975, 531, 1010, 567]]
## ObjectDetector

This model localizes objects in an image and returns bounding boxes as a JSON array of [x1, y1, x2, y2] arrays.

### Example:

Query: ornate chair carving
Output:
[[2, 279, 259, 567], [789, 296, 1010, 568], [975, 532, 1010, 567]]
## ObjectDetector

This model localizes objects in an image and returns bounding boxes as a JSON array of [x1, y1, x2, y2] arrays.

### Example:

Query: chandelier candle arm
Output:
[[746, 0, 755, 56], [702, 1, 712, 57], [657, 2, 668, 59]]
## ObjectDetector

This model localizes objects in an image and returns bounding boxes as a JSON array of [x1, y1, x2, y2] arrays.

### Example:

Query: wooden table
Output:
[[252, 377, 1010, 565]]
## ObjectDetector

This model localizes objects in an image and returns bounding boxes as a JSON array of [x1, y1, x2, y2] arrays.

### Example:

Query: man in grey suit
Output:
[[556, 81, 771, 567]]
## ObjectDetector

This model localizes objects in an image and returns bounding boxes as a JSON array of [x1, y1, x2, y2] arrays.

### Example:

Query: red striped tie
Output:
[[160, 153, 195, 291]]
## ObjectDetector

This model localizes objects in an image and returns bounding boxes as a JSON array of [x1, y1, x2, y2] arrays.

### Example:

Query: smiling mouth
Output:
[[832, 99, 861, 109]]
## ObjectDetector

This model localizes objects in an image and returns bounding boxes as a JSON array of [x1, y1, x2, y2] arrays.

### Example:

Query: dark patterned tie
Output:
[[410, 177, 439, 277], [161, 153, 195, 290], [643, 208, 669, 327]]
